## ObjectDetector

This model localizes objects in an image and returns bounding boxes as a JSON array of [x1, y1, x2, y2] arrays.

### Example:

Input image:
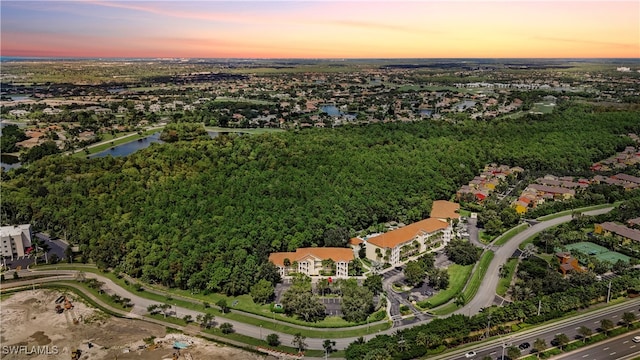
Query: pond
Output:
[[90, 132, 164, 158], [0, 154, 21, 170], [89, 131, 225, 158]]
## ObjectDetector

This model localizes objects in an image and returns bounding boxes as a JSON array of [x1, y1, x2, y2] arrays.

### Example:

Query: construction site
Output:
[[0, 289, 265, 360]]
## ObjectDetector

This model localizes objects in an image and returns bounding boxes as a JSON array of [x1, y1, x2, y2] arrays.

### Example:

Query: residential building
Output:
[[365, 218, 451, 265], [594, 222, 640, 244], [269, 247, 354, 278], [556, 252, 584, 276], [1, 224, 33, 260], [430, 200, 460, 222]]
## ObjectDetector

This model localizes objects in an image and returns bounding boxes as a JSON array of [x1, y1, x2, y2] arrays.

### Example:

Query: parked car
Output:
[[465, 351, 476, 358]]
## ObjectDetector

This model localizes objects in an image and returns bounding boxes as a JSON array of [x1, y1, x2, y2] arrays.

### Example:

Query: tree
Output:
[[578, 326, 592, 343], [506, 346, 521, 360], [553, 333, 570, 350], [621, 312, 636, 328], [250, 279, 274, 304], [220, 322, 234, 334], [323, 227, 349, 247], [415, 331, 437, 349], [323, 339, 336, 359], [266, 333, 280, 347], [341, 284, 374, 322], [533, 338, 547, 358], [428, 268, 449, 290], [600, 318, 614, 335], [216, 299, 230, 313], [454, 293, 466, 307], [444, 239, 480, 265], [292, 332, 307, 353], [404, 260, 425, 286], [159, 303, 171, 318], [201, 312, 215, 329], [183, 314, 192, 324], [363, 348, 392, 360], [281, 288, 326, 322], [363, 274, 383, 295]]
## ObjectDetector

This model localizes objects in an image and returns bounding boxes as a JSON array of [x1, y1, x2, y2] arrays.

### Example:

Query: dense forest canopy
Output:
[[1, 104, 638, 294]]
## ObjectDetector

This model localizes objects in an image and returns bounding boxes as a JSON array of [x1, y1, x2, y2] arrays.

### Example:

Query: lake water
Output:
[[320, 105, 342, 117], [2, 131, 228, 169], [4, 95, 30, 101], [0, 154, 21, 170], [90, 131, 224, 158], [90, 132, 164, 158]]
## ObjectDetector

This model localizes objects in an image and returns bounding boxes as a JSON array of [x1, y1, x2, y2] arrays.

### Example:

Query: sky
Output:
[[1, 1, 639, 58]]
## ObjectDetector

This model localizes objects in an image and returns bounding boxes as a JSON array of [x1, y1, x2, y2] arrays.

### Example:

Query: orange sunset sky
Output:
[[1, 1, 639, 58]]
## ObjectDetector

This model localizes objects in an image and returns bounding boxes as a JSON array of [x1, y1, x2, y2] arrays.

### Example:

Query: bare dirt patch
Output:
[[1, 289, 264, 360]]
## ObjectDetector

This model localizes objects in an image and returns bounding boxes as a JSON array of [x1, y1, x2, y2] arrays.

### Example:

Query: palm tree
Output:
[[322, 339, 336, 359], [292, 332, 307, 353], [622, 312, 636, 328], [533, 338, 547, 358], [578, 326, 592, 343], [553, 333, 570, 350], [506, 345, 521, 360], [454, 293, 466, 307], [600, 318, 614, 335]]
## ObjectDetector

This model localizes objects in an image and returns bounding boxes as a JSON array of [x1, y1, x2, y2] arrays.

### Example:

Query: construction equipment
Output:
[[64, 297, 74, 310], [71, 349, 82, 360], [55, 305, 64, 314]]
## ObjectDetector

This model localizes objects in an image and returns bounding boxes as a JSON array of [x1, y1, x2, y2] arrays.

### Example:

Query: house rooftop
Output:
[[430, 200, 460, 220], [268, 247, 354, 267], [367, 218, 449, 249]]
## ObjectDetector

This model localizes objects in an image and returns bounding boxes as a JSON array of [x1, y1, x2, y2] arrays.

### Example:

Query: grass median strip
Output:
[[496, 258, 518, 296], [417, 264, 473, 310], [493, 223, 528, 246], [32, 264, 391, 338]]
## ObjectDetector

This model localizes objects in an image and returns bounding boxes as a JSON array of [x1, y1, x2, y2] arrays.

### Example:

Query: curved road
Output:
[[0, 207, 618, 351], [454, 207, 614, 316]]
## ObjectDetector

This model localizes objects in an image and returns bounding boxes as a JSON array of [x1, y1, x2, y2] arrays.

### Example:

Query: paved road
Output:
[[0, 207, 620, 352], [431, 298, 640, 360], [552, 330, 640, 360], [455, 207, 614, 316]]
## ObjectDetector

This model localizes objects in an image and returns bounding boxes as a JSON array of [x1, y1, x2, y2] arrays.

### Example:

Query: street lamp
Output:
[[260, 325, 262, 340]]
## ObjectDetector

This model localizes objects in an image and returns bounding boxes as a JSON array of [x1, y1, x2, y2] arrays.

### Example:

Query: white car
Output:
[[633, 336, 640, 343], [465, 351, 476, 358]]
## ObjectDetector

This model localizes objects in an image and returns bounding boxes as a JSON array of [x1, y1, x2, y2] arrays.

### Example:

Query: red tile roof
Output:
[[269, 247, 354, 266], [367, 218, 449, 249], [430, 200, 460, 220]]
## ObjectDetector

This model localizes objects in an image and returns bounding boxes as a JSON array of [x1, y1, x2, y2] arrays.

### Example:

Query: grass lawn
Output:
[[417, 264, 473, 309], [213, 97, 275, 105], [458, 209, 472, 217], [479, 230, 493, 244], [32, 264, 391, 338], [496, 258, 518, 296], [205, 126, 284, 134], [494, 223, 529, 246], [432, 251, 494, 315], [535, 203, 618, 221]]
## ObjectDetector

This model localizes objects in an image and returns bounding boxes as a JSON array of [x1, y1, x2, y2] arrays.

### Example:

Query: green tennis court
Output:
[[564, 242, 631, 264]]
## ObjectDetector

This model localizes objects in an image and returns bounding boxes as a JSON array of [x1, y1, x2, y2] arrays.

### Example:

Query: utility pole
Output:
[[537, 299, 541, 316], [486, 315, 491, 339], [607, 280, 612, 303]]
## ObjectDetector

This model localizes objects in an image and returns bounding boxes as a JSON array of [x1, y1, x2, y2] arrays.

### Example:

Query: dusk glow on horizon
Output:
[[1, 1, 639, 59]]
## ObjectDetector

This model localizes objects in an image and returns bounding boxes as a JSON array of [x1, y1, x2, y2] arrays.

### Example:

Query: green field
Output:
[[417, 264, 473, 309], [496, 258, 518, 296]]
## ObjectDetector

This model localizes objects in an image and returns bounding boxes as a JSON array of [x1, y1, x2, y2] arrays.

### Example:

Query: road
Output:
[[431, 298, 640, 360], [455, 207, 614, 316], [552, 330, 640, 360], [0, 207, 621, 352]]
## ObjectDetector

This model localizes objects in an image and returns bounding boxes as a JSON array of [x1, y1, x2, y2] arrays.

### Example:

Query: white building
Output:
[[366, 218, 451, 266], [1, 224, 33, 260]]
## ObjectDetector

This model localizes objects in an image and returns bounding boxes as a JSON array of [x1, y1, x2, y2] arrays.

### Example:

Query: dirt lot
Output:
[[1, 290, 264, 360]]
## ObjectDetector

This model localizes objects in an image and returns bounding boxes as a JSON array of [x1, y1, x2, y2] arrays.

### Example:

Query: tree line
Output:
[[1, 104, 638, 298]]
